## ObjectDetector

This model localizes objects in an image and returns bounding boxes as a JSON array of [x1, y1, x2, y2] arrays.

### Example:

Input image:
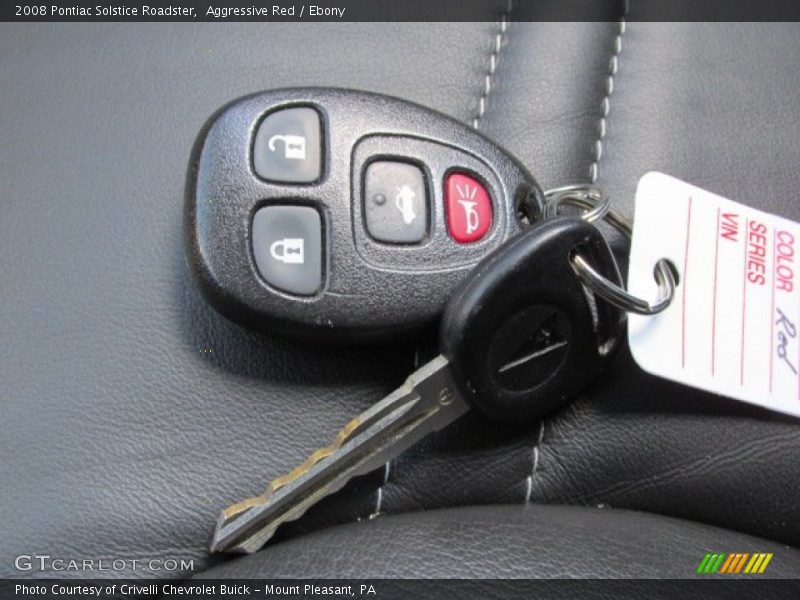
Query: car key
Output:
[[186, 88, 544, 343], [210, 217, 624, 553]]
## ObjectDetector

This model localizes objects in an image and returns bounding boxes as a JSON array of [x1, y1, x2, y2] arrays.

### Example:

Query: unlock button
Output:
[[253, 107, 322, 183], [252, 206, 322, 296]]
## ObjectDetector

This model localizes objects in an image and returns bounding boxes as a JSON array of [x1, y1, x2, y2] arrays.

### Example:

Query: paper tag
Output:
[[628, 172, 800, 417]]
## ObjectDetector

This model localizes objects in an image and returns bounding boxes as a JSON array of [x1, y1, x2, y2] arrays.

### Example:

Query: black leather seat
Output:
[[199, 505, 800, 579], [1, 19, 799, 580]]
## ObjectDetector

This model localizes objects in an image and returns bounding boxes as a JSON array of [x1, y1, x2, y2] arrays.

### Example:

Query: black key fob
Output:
[[186, 88, 543, 342]]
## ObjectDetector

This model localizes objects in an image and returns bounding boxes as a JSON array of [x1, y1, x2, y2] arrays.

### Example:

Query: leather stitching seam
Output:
[[590, 2, 629, 183], [369, 461, 390, 519], [472, 0, 514, 130], [524, 420, 546, 502]]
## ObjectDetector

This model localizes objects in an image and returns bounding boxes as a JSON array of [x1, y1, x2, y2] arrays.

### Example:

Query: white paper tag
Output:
[[628, 172, 800, 417]]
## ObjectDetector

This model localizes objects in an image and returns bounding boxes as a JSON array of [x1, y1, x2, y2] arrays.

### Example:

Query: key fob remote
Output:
[[186, 88, 544, 342]]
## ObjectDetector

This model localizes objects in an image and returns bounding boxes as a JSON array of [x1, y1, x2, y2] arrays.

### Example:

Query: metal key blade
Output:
[[210, 355, 468, 554]]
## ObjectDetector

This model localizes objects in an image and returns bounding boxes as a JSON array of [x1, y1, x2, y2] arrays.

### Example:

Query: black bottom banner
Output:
[[2, 579, 800, 600]]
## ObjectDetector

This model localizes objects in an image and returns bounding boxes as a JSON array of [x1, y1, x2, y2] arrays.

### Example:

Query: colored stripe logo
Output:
[[697, 552, 773, 574]]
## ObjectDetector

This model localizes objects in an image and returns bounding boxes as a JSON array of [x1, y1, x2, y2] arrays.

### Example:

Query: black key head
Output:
[[440, 217, 624, 422]]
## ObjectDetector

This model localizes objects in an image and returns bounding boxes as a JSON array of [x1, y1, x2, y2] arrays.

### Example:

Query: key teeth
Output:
[[211, 413, 367, 553], [269, 414, 364, 492], [210, 373, 437, 554]]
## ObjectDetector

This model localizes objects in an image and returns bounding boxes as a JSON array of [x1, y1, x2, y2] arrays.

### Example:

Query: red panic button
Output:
[[445, 172, 492, 243]]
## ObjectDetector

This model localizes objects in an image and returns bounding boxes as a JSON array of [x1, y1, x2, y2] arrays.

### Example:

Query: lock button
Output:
[[252, 205, 322, 296], [253, 107, 322, 183]]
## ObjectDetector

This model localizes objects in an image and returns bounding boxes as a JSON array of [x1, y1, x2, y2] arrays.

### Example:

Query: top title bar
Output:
[[3, 0, 800, 22]]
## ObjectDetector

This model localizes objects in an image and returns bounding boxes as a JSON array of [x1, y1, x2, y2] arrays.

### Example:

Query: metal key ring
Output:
[[543, 185, 677, 316], [543, 184, 611, 224]]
